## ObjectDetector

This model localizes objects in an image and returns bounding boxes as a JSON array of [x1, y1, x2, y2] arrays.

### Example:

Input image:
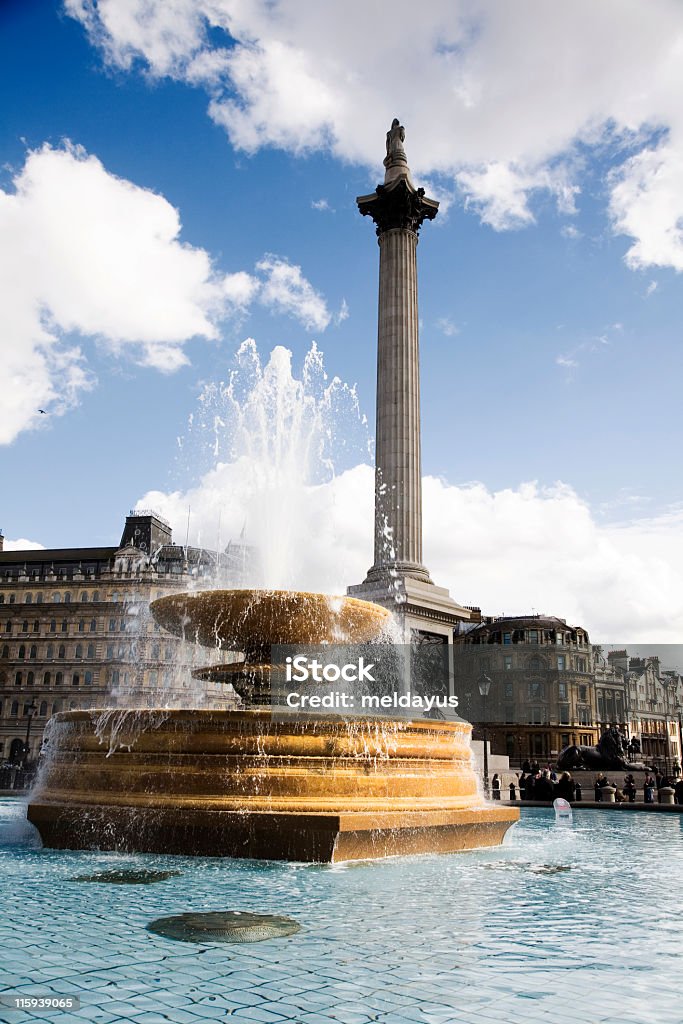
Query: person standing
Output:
[[623, 774, 637, 802], [644, 773, 656, 803], [491, 774, 501, 800]]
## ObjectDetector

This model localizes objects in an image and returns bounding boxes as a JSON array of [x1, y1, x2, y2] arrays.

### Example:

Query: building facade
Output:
[[0, 511, 246, 766]]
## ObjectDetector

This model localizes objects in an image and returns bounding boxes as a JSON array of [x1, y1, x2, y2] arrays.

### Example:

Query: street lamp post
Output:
[[478, 672, 493, 798], [22, 698, 37, 769]]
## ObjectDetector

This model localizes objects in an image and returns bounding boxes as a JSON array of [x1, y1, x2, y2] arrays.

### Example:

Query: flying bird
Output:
[[38, 409, 47, 414]]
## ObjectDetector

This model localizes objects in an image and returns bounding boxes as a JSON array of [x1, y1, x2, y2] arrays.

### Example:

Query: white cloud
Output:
[[645, 280, 658, 297], [561, 224, 582, 240], [311, 198, 332, 212], [256, 255, 331, 331], [436, 317, 459, 338], [138, 463, 683, 642], [2, 538, 46, 551], [66, 0, 683, 266], [0, 143, 259, 443], [0, 144, 335, 444]]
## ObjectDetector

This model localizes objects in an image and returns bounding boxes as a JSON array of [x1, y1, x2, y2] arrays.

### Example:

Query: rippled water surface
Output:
[[1, 798, 681, 1024]]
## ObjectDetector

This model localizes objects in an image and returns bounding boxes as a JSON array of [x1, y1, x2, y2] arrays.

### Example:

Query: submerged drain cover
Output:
[[71, 869, 181, 885], [147, 911, 301, 943]]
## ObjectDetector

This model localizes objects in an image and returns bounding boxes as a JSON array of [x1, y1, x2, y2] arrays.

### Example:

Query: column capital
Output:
[[357, 180, 439, 237]]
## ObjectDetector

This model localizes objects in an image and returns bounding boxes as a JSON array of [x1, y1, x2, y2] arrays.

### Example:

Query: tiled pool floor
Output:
[[1, 799, 681, 1024]]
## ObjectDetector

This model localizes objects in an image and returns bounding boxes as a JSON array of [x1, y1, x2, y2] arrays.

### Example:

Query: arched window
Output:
[[72, 673, 80, 687], [25, 594, 32, 604], [18, 646, 25, 660], [90, 619, 97, 632], [87, 643, 95, 658], [27, 671, 34, 686], [75, 644, 82, 659], [52, 593, 61, 603], [9, 595, 15, 604], [10, 700, 19, 716], [33, 620, 39, 632], [46, 644, 53, 659], [5, 621, 12, 633], [80, 592, 88, 603], [50, 620, 56, 633], [61, 621, 67, 633], [55, 672, 63, 686], [43, 671, 51, 686], [85, 671, 93, 686], [92, 592, 100, 602], [15, 671, 22, 686], [29, 645, 37, 659], [78, 620, 85, 633], [0, 595, 4, 603], [58, 644, 65, 659], [39, 701, 48, 716], [64, 593, 72, 604], [22, 621, 29, 633], [1, 645, 9, 658], [36, 594, 43, 604], [112, 591, 119, 602]]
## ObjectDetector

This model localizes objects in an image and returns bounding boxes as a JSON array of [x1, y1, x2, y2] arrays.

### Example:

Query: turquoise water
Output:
[[1, 798, 681, 1024]]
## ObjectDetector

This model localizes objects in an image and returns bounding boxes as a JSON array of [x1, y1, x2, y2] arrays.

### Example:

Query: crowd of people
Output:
[[495, 759, 683, 804]]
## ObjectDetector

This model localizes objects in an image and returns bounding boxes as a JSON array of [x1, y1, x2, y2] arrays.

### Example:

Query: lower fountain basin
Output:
[[28, 709, 518, 862]]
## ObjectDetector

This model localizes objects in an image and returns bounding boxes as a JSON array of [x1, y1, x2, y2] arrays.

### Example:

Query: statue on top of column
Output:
[[383, 118, 414, 188]]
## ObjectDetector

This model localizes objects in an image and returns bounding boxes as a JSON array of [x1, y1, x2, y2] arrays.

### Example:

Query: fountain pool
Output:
[[2, 799, 682, 1023]]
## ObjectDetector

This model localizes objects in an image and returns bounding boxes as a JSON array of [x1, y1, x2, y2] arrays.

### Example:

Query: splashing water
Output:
[[174, 339, 372, 591]]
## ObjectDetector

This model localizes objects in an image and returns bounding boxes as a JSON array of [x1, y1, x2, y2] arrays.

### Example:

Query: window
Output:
[[15, 671, 22, 687], [75, 644, 83, 659], [43, 672, 51, 686], [504, 655, 512, 670], [58, 645, 65, 659], [559, 704, 570, 725], [529, 630, 539, 644], [112, 669, 120, 685], [92, 592, 100, 602], [87, 643, 95, 658], [504, 705, 514, 724], [21, 620, 29, 633], [528, 681, 545, 700], [39, 701, 48, 716], [53, 593, 61, 603], [10, 700, 19, 716], [52, 701, 62, 713], [0, 595, 4, 604], [78, 621, 85, 633], [55, 672, 63, 686], [64, 593, 71, 604], [32, 621, 39, 632], [50, 620, 56, 633], [72, 674, 80, 687], [1, 645, 8, 658], [29, 645, 37, 659], [151, 644, 160, 660], [558, 681, 567, 700], [557, 655, 565, 671], [576, 657, 587, 672], [27, 672, 34, 686], [561, 733, 570, 748], [46, 644, 53, 659], [25, 594, 32, 604], [18, 645, 26, 660], [150, 670, 158, 686], [80, 592, 88, 603], [90, 619, 97, 632], [164, 645, 173, 660], [61, 621, 67, 633], [37, 595, 43, 604], [109, 619, 116, 631], [9, 595, 15, 604], [579, 685, 587, 701], [85, 671, 93, 686], [503, 632, 511, 645], [106, 645, 114, 660], [5, 621, 12, 633], [529, 707, 543, 724], [578, 707, 592, 726], [120, 619, 127, 632]]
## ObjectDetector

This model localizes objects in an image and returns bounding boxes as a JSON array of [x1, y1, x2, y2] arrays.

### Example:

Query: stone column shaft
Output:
[[373, 227, 426, 579]]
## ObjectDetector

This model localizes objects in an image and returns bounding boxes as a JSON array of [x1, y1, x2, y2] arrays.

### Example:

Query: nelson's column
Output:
[[348, 119, 474, 641]]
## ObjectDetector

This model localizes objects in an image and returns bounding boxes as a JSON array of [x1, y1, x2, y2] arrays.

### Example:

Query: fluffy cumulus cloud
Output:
[[137, 463, 683, 642], [67, 0, 683, 268], [2, 538, 46, 551], [0, 144, 332, 444]]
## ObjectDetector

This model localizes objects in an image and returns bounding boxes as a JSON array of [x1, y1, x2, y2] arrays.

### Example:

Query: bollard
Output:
[[602, 786, 616, 803], [660, 786, 675, 805]]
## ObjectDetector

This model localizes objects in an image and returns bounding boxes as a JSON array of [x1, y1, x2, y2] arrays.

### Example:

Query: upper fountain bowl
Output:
[[150, 589, 392, 652]]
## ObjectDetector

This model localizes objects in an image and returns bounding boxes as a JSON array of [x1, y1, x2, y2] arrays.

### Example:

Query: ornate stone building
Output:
[[453, 615, 596, 763], [0, 511, 247, 765], [606, 651, 683, 766]]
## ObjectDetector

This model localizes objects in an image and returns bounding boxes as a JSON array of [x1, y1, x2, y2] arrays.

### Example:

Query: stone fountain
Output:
[[27, 588, 517, 862]]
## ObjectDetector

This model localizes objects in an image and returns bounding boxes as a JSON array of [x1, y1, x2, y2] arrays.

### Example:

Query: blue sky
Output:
[[1, 1, 682, 640]]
